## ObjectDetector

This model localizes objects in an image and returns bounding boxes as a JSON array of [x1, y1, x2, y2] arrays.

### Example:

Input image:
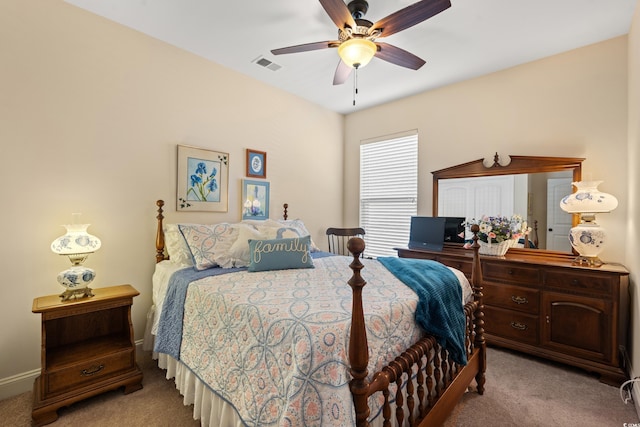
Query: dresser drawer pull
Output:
[[510, 321, 527, 331], [81, 364, 105, 376], [511, 295, 528, 305]]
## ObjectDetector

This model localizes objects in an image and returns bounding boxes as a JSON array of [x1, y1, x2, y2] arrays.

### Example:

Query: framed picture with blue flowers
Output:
[[177, 145, 229, 211], [242, 179, 270, 220]]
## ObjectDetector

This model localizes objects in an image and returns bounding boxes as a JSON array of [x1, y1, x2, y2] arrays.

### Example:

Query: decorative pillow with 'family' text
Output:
[[247, 236, 314, 272]]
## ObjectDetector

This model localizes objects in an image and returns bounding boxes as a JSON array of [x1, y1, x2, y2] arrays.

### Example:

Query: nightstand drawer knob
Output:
[[81, 364, 105, 376], [510, 321, 527, 331], [511, 295, 528, 304]]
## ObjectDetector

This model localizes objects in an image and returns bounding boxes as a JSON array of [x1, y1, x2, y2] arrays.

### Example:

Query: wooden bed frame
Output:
[[154, 199, 485, 426]]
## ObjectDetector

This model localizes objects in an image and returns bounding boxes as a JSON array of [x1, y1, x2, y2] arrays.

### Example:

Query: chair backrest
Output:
[[326, 227, 365, 256]]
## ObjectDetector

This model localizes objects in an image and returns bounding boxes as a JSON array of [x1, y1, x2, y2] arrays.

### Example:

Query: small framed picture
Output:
[[246, 149, 267, 178], [176, 145, 229, 212], [242, 179, 270, 220]]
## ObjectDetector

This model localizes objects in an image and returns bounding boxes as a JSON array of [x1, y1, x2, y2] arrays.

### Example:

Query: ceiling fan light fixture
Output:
[[338, 38, 376, 68]]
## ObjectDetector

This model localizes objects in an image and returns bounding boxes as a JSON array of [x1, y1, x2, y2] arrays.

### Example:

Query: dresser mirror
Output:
[[432, 154, 584, 253]]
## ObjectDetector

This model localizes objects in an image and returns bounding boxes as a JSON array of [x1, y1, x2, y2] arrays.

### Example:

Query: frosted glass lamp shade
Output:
[[338, 38, 377, 68], [51, 223, 101, 256], [559, 181, 618, 214]]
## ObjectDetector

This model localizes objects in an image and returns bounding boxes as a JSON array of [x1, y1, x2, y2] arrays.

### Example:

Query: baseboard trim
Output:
[[0, 339, 147, 402], [0, 368, 39, 401]]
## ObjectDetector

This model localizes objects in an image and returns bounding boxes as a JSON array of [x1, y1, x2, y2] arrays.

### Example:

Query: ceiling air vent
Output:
[[253, 56, 282, 71]]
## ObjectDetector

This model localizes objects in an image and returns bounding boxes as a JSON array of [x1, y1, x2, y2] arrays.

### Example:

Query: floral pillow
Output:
[[248, 236, 314, 272], [178, 223, 238, 270]]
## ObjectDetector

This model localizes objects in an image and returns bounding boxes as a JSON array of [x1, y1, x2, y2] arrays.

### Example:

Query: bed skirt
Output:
[[144, 305, 241, 426]]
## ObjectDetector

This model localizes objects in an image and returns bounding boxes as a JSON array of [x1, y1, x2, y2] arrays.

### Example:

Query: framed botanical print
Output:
[[241, 179, 270, 220], [246, 149, 267, 179], [177, 145, 229, 211]]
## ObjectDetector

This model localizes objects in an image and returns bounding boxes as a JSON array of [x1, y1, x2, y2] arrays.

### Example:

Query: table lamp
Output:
[[559, 181, 618, 266], [50, 213, 101, 301]]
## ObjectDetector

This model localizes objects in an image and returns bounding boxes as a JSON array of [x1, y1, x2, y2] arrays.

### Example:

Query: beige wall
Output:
[[0, 0, 343, 395], [627, 0, 640, 406], [344, 36, 629, 263]]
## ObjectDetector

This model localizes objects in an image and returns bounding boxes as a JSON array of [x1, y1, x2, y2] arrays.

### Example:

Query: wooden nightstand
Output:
[[31, 285, 143, 426]]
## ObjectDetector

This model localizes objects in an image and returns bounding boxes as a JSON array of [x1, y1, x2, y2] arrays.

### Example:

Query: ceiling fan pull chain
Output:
[[353, 65, 359, 106]]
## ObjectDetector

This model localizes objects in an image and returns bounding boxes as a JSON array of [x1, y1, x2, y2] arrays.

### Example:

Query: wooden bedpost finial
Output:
[[283, 203, 288, 220], [156, 200, 166, 263], [346, 237, 371, 426]]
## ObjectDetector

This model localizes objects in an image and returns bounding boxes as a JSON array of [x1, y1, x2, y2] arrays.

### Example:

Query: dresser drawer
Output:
[[484, 283, 539, 314], [484, 306, 538, 345], [45, 350, 134, 396], [544, 270, 612, 297], [482, 262, 540, 287], [438, 256, 472, 277]]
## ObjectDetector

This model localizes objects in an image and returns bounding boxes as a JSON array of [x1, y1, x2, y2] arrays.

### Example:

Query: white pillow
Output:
[[227, 223, 278, 267], [179, 223, 238, 270], [163, 223, 194, 267], [276, 219, 320, 252]]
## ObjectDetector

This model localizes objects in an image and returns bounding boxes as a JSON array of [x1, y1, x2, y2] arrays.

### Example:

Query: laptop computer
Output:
[[408, 216, 446, 251]]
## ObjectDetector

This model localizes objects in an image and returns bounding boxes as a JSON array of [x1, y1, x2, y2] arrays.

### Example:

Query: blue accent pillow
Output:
[[248, 236, 314, 272]]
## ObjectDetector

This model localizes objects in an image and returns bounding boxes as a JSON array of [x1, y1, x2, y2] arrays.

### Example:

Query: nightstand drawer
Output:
[[482, 262, 540, 287], [484, 306, 538, 345], [484, 283, 539, 314], [544, 271, 612, 296], [46, 350, 134, 396]]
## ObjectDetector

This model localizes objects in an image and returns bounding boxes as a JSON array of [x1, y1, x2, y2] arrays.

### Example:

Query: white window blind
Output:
[[360, 134, 417, 257]]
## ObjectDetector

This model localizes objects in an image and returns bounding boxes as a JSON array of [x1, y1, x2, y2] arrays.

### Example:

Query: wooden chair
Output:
[[326, 227, 365, 255]]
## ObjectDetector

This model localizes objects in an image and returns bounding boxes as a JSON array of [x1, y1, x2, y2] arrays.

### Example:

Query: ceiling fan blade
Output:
[[370, 0, 451, 38], [271, 40, 339, 55], [319, 0, 356, 30], [333, 60, 352, 85], [375, 42, 426, 70]]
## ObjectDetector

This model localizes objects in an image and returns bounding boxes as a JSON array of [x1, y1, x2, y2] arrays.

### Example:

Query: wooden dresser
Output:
[[397, 245, 630, 385]]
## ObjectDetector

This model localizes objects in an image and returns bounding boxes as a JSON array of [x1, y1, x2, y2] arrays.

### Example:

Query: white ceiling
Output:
[[64, 0, 635, 115]]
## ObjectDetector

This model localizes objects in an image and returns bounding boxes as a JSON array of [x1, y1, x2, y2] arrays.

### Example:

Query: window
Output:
[[360, 132, 418, 257]]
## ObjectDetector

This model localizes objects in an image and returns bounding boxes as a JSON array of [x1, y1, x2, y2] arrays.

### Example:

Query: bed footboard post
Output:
[[470, 224, 486, 393], [346, 237, 371, 427], [156, 200, 166, 263]]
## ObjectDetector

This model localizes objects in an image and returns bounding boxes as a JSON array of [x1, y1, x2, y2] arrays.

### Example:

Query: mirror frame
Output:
[[432, 153, 585, 253]]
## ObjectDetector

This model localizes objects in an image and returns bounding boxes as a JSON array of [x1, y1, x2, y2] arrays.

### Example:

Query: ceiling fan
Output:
[[271, 0, 452, 85]]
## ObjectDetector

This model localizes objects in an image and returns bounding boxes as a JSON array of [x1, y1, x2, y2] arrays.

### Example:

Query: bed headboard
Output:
[[155, 199, 289, 263]]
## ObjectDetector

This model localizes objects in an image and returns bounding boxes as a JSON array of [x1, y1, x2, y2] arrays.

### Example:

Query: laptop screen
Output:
[[408, 216, 446, 251]]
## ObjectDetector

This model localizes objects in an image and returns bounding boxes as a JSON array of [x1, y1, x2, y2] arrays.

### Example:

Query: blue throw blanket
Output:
[[377, 257, 467, 365]]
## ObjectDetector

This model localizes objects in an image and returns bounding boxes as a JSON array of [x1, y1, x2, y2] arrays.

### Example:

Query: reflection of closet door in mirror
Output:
[[438, 175, 525, 220], [546, 177, 573, 252]]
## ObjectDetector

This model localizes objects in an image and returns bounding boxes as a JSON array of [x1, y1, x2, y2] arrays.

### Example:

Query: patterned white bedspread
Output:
[[174, 256, 468, 426]]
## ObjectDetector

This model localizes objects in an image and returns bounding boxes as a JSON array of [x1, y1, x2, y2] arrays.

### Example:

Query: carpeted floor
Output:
[[1, 347, 638, 426]]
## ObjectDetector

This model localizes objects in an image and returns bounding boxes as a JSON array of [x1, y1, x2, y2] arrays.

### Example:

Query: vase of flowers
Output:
[[466, 215, 530, 256]]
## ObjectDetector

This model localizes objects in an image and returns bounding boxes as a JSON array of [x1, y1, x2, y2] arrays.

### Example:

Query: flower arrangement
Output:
[[466, 214, 530, 244]]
